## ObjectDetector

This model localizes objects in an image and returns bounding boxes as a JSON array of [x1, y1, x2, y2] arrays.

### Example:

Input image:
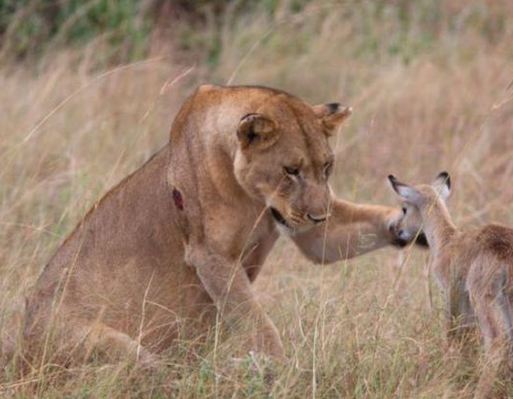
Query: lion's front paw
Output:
[[251, 325, 286, 362]]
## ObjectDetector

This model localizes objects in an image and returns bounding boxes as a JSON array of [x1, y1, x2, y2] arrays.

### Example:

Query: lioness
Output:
[[20, 85, 408, 365]]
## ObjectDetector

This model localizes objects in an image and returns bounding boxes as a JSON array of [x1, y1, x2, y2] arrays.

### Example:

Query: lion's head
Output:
[[233, 93, 351, 233]]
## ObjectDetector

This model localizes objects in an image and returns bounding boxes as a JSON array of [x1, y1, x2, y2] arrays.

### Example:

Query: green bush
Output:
[[0, 0, 149, 60]]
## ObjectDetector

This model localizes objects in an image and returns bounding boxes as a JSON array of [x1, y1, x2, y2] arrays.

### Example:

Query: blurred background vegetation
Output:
[[1, 0, 511, 67], [2, 1, 513, 397]]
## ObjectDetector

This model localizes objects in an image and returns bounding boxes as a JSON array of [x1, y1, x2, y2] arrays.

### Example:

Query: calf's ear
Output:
[[387, 175, 422, 205], [432, 171, 451, 201]]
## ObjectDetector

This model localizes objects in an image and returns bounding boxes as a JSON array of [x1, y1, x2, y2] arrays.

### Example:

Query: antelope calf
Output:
[[388, 172, 513, 398]]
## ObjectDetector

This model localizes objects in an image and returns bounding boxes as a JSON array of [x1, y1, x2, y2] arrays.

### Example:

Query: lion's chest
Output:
[[240, 227, 279, 281]]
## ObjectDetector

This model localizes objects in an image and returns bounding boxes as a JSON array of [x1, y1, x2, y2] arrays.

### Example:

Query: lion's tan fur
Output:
[[20, 85, 403, 366]]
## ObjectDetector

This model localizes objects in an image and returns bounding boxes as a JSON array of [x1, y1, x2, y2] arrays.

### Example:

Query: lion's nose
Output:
[[307, 213, 327, 223]]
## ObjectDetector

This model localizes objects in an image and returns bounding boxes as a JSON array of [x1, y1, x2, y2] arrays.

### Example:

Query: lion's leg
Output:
[[72, 322, 158, 367], [291, 198, 402, 263], [185, 245, 284, 360]]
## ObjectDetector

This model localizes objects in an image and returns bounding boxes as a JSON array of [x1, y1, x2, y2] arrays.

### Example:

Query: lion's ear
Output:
[[313, 103, 352, 135], [237, 113, 278, 150]]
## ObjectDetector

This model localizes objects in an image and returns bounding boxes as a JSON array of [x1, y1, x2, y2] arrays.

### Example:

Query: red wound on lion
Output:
[[172, 188, 184, 210]]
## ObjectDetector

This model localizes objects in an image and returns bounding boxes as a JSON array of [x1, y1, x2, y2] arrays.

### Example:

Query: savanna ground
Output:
[[1, 0, 513, 397]]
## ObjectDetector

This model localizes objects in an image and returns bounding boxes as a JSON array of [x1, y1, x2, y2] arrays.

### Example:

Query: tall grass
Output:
[[1, 0, 513, 397]]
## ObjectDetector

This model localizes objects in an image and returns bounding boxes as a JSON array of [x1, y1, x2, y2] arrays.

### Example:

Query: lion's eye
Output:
[[324, 161, 334, 177], [284, 166, 300, 176]]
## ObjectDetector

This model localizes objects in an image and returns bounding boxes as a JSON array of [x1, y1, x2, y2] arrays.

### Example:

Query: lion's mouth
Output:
[[270, 207, 289, 227]]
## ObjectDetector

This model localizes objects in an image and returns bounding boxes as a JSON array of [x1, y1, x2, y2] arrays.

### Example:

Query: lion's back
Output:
[[24, 146, 213, 354]]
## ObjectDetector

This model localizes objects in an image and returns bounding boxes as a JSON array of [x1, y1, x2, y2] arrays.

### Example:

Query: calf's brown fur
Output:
[[389, 172, 513, 398]]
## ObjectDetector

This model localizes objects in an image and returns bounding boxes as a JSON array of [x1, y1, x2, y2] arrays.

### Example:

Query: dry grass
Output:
[[2, 1, 513, 397]]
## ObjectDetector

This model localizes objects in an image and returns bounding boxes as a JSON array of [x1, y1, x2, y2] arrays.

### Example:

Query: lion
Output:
[[15, 85, 410, 366]]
